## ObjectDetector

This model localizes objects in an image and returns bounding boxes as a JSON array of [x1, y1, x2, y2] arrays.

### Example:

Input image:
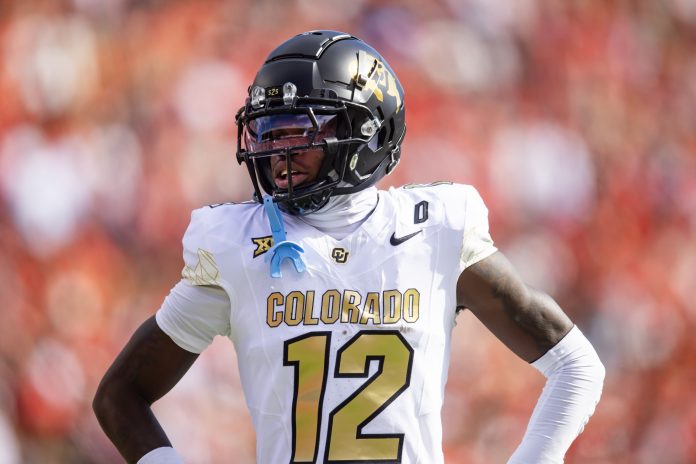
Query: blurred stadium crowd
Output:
[[0, 0, 695, 462]]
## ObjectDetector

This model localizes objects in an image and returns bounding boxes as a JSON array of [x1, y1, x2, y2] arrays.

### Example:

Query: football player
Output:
[[94, 31, 605, 464]]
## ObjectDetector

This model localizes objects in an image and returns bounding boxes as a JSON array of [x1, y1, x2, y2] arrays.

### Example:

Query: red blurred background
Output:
[[0, 1, 695, 462]]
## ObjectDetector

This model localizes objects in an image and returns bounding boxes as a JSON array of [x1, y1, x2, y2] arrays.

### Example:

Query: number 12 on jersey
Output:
[[283, 331, 414, 463]]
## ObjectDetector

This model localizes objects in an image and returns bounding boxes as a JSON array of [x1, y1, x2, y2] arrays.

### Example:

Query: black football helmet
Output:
[[236, 30, 406, 214]]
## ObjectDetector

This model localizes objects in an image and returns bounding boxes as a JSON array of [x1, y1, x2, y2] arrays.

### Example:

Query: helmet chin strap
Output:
[[276, 188, 333, 215]]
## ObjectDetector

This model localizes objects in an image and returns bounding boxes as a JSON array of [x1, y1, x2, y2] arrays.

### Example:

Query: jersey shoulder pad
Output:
[[181, 202, 266, 285], [185, 201, 265, 249]]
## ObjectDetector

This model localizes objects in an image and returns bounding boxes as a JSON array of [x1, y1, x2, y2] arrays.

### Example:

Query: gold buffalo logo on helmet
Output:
[[348, 51, 402, 111]]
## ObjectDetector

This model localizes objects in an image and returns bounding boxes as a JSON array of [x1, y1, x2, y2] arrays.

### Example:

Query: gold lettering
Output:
[[321, 289, 340, 324], [303, 291, 319, 325], [341, 290, 361, 324], [267, 292, 284, 328], [360, 292, 381, 325], [403, 288, 420, 323], [252, 236, 274, 257], [267, 288, 419, 328], [285, 291, 304, 326], [382, 290, 402, 324]]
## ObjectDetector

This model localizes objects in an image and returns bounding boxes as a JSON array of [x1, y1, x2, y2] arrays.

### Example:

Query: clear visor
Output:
[[243, 113, 338, 153]]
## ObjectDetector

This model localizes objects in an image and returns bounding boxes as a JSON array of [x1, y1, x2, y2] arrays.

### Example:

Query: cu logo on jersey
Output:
[[331, 247, 349, 264]]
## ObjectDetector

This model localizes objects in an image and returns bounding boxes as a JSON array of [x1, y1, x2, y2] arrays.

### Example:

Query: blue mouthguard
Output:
[[262, 195, 306, 278]]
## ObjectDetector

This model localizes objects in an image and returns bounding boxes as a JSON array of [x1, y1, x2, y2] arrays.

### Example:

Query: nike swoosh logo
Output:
[[390, 230, 422, 246]]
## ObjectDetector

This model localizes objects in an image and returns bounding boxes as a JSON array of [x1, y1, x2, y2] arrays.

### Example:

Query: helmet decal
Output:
[[348, 50, 402, 110]]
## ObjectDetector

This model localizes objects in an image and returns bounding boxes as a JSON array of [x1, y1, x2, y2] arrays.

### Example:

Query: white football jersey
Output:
[[156, 183, 497, 464]]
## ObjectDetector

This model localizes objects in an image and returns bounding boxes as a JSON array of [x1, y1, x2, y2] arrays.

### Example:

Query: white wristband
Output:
[[137, 447, 184, 464]]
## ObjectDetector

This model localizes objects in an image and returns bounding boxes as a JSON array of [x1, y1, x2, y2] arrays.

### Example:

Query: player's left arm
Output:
[[457, 250, 605, 464]]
